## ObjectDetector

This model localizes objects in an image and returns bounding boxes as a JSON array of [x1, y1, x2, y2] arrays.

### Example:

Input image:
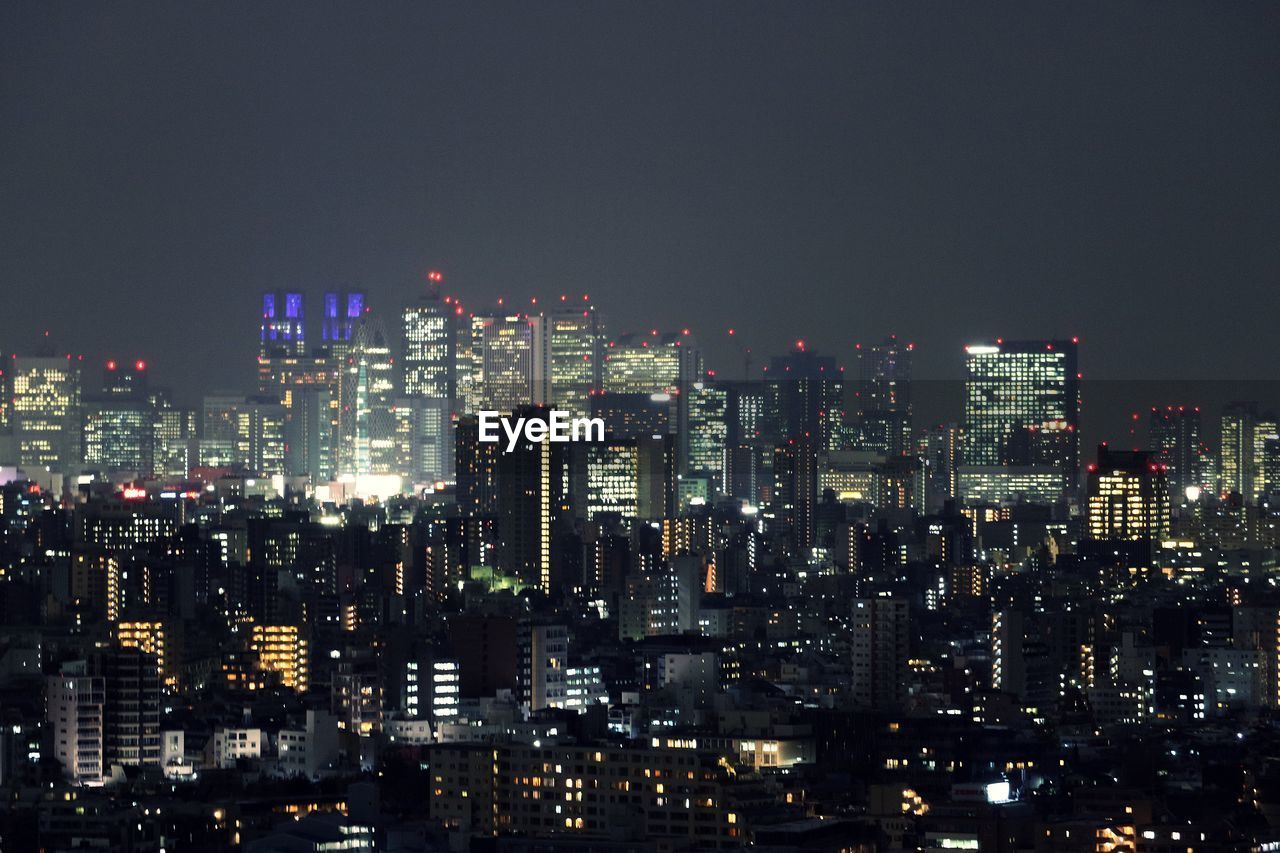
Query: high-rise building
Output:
[[764, 343, 843, 451], [476, 314, 547, 414], [260, 292, 307, 358], [546, 298, 603, 416], [233, 396, 286, 477], [47, 661, 105, 784], [493, 408, 571, 593], [685, 380, 728, 490], [850, 597, 910, 711], [603, 331, 701, 397], [82, 360, 154, 475], [12, 355, 81, 473], [321, 290, 365, 359], [150, 389, 196, 480], [338, 318, 396, 477], [401, 274, 458, 402], [1220, 402, 1277, 502], [959, 338, 1079, 504], [102, 645, 162, 770], [1148, 406, 1204, 502], [853, 336, 913, 456], [392, 397, 451, 485], [1086, 444, 1171, 543]]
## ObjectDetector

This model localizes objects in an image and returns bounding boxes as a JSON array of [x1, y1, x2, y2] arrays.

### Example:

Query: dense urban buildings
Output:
[[3, 5, 1277, 851], [1, 284, 1277, 853]]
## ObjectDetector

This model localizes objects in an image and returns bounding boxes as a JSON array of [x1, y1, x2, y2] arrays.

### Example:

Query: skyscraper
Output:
[[12, 354, 81, 474], [401, 274, 458, 403], [546, 298, 603, 416], [1148, 406, 1204, 502], [338, 317, 396, 477], [259, 292, 307, 358], [82, 360, 154, 475], [603, 331, 701, 397], [476, 313, 547, 414], [853, 336, 913, 456], [959, 338, 1080, 504], [1220, 402, 1277, 502], [685, 380, 728, 491], [1086, 444, 1171, 543]]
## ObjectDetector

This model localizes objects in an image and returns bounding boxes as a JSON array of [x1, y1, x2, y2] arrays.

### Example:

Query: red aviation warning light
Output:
[[427, 270, 443, 283], [135, 360, 146, 371], [106, 360, 118, 370]]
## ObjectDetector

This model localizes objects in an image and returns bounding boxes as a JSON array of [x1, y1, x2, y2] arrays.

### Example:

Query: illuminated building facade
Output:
[[477, 314, 547, 414], [12, 355, 81, 473], [83, 360, 154, 475], [960, 339, 1079, 503], [338, 318, 396, 477], [1086, 445, 1171, 543], [428, 740, 749, 844], [603, 331, 700, 397], [1220, 401, 1277, 502], [248, 624, 309, 693], [546, 299, 602, 416], [402, 276, 458, 402], [685, 381, 727, 490], [260, 291, 306, 358]]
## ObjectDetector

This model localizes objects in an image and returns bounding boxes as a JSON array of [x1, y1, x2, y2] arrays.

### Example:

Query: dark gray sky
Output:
[[3, 2, 1279, 408]]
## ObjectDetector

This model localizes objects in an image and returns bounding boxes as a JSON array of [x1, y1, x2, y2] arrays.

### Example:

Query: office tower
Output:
[[959, 338, 1080, 504], [1147, 406, 1204, 502], [1086, 445, 1171, 543], [259, 292, 307, 358], [47, 661, 105, 784], [258, 351, 340, 481], [1220, 402, 1277, 502], [850, 597, 910, 711], [322, 290, 365, 359], [590, 392, 671, 439], [392, 397, 452, 485], [236, 396, 286, 477], [248, 624, 309, 693], [82, 360, 155, 475], [475, 313, 547, 413], [150, 389, 196, 480], [546, 297, 603, 415], [854, 335, 913, 415], [200, 393, 243, 467], [603, 331, 701, 397], [401, 275, 458, 402], [854, 336, 913, 456], [338, 317, 396, 477], [764, 343, 843, 451], [685, 381, 728, 491], [493, 408, 572, 592], [1265, 437, 1280, 503], [582, 436, 675, 525], [517, 623, 567, 713], [12, 354, 81, 473]]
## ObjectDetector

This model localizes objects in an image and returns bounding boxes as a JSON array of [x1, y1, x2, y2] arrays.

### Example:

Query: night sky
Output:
[[3, 3, 1279, 421]]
